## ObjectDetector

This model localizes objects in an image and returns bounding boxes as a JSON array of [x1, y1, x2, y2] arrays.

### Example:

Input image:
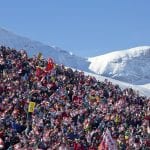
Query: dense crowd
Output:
[[0, 46, 150, 150]]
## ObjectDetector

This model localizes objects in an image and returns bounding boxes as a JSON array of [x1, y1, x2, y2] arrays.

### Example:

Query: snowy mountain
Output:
[[88, 46, 150, 85], [0, 27, 90, 72], [85, 71, 150, 97], [0, 27, 150, 96]]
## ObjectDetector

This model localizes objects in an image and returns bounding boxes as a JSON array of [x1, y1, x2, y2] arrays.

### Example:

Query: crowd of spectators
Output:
[[0, 46, 150, 150]]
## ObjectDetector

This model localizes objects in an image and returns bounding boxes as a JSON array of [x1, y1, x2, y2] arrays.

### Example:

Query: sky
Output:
[[0, 0, 150, 57]]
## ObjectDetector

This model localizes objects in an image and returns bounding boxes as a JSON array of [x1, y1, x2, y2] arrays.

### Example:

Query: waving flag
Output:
[[28, 101, 36, 112], [45, 58, 54, 72], [98, 128, 118, 150]]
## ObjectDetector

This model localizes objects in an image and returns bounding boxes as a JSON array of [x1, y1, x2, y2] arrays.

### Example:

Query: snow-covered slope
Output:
[[141, 83, 150, 90], [85, 72, 150, 97], [0, 27, 150, 95], [0, 28, 90, 72], [88, 46, 150, 85]]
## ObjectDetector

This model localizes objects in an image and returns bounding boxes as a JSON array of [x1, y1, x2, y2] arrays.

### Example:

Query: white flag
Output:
[[98, 128, 118, 150]]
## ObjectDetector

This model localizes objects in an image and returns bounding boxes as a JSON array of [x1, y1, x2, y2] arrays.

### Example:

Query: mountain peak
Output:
[[0, 27, 150, 88], [0, 27, 90, 72], [88, 46, 150, 85]]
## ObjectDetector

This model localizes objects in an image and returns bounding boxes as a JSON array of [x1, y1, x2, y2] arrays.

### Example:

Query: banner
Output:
[[28, 102, 36, 112]]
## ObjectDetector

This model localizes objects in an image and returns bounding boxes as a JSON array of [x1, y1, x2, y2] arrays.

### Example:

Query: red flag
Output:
[[98, 129, 118, 150], [45, 58, 54, 72]]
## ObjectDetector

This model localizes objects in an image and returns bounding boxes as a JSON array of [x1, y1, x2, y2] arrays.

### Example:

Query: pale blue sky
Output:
[[0, 0, 150, 57]]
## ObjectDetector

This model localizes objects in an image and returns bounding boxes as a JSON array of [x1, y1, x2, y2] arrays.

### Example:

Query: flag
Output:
[[37, 52, 42, 60], [98, 128, 118, 150], [28, 102, 36, 112], [45, 58, 54, 72]]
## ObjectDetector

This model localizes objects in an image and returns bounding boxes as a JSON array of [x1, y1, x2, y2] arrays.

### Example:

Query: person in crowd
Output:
[[0, 46, 149, 150]]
